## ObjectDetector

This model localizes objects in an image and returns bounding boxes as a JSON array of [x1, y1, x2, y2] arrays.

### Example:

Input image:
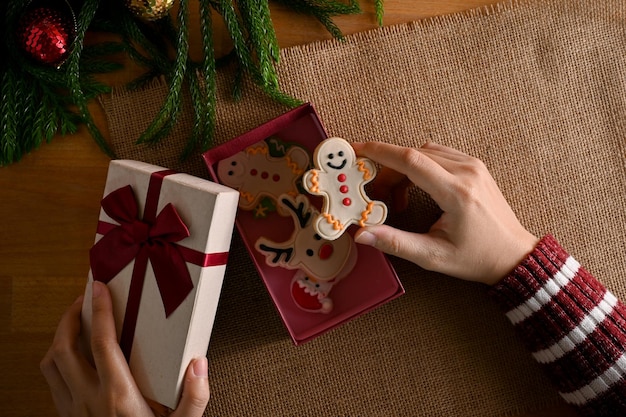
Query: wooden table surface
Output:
[[0, 1, 578, 416]]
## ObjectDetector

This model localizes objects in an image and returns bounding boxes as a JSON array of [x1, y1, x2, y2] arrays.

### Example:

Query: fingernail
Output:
[[355, 230, 376, 247], [193, 357, 208, 378], [92, 281, 104, 298]]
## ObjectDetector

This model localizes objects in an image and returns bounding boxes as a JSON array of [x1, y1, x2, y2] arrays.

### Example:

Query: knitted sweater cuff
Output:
[[488, 234, 595, 317], [488, 235, 626, 414]]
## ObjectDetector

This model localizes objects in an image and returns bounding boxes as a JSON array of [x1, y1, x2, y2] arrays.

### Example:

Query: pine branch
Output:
[[15, 74, 37, 154], [29, 99, 50, 150], [375, 0, 384, 26], [215, 0, 252, 73], [184, 68, 206, 159], [38, 81, 81, 139], [2, 0, 385, 165], [199, 0, 217, 148], [1, 71, 19, 164], [137, 0, 189, 145], [179, 0, 219, 158], [271, 0, 362, 40], [239, 0, 280, 88], [66, 0, 115, 157], [216, 0, 300, 107], [232, 60, 245, 101], [262, 2, 280, 62], [1, 0, 112, 164], [119, 13, 172, 75]]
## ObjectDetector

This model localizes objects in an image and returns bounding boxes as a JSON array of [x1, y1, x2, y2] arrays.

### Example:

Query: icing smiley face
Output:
[[325, 149, 347, 170], [302, 137, 387, 241], [255, 193, 357, 282]]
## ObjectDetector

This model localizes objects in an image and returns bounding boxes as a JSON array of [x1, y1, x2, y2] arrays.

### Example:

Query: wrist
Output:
[[486, 231, 540, 286], [488, 234, 559, 291]]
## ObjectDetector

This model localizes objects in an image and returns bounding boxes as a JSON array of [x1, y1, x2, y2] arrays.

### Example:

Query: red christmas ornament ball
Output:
[[17, 6, 75, 67]]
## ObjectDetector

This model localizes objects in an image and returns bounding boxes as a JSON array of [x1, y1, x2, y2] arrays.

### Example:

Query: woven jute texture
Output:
[[100, 0, 626, 415]]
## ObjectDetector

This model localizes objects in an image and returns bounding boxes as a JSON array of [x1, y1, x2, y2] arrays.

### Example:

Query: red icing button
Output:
[[250, 169, 258, 176], [339, 185, 349, 193], [273, 174, 280, 182], [261, 171, 269, 179], [342, 198, 352, 206], [337, 174, 346, 182]]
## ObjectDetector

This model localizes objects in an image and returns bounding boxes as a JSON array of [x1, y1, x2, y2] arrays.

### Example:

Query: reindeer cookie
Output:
[[302, 137, 387, 241], [255, 194, 357, 313], [217, 141, 309, 216]]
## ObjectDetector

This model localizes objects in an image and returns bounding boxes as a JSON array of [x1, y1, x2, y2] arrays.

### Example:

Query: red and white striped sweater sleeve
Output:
[[488, 235, 626, 416]]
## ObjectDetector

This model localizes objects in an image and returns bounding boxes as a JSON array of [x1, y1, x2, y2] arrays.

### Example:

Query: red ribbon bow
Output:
[[89, 184, 194, 317], [89, 170, 229, 361]]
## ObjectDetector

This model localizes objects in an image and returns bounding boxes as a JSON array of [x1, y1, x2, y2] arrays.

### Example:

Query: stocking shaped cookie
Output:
[[217, 141, 309, 216], [302, 137, 387, 240]]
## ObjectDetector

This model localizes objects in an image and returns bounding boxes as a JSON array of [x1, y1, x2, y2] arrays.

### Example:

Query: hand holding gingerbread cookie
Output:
[[303, 137, 387, 240]]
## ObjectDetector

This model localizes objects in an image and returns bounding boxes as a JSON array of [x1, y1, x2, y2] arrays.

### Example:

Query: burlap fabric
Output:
[[99, 0, 626, 415]]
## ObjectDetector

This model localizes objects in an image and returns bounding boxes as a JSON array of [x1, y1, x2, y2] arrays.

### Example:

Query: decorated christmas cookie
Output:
[[255, 194, 357, 313], [255, 194, 357, 281], [217, 141, 309, 216], [290, 270, 334, 314], [302, 137, 387, 240]]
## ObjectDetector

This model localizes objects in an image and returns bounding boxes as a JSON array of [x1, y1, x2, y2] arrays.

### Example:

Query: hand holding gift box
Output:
[[40, 280, 210, 416], [81, 160, 239, 409]]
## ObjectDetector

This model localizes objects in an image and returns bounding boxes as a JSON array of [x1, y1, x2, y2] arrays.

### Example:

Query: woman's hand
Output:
[[352, 141, 538, 285], [40, 281, 210, 417]]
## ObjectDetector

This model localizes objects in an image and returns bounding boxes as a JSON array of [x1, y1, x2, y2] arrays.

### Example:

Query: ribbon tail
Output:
[[119, 248, 150, 362], [150, 245, 195, 317]]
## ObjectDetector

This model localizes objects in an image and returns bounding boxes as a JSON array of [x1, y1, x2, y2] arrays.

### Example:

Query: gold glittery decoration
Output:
[[125, 0, 175, 21]]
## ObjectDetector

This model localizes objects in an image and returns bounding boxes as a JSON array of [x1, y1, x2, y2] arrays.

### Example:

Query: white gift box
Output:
[[81, 160, 238, 409]]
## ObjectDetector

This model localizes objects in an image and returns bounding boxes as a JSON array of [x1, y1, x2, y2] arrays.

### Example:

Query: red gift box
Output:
[[203, 104, 404, 345]]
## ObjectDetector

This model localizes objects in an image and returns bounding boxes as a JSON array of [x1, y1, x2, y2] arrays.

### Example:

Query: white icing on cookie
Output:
[[255, 194, 357, 282], [302, 137, 387, 240], [217, 141, 309, 214], [290, 270, 334, 314]]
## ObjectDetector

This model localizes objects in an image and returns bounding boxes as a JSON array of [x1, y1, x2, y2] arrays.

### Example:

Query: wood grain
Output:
[[0, 1, 577, 416]]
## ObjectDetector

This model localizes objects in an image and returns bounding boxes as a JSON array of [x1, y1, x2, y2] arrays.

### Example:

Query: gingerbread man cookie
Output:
[[217, 141, 309, 215], [302, 137, 387, 241]]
